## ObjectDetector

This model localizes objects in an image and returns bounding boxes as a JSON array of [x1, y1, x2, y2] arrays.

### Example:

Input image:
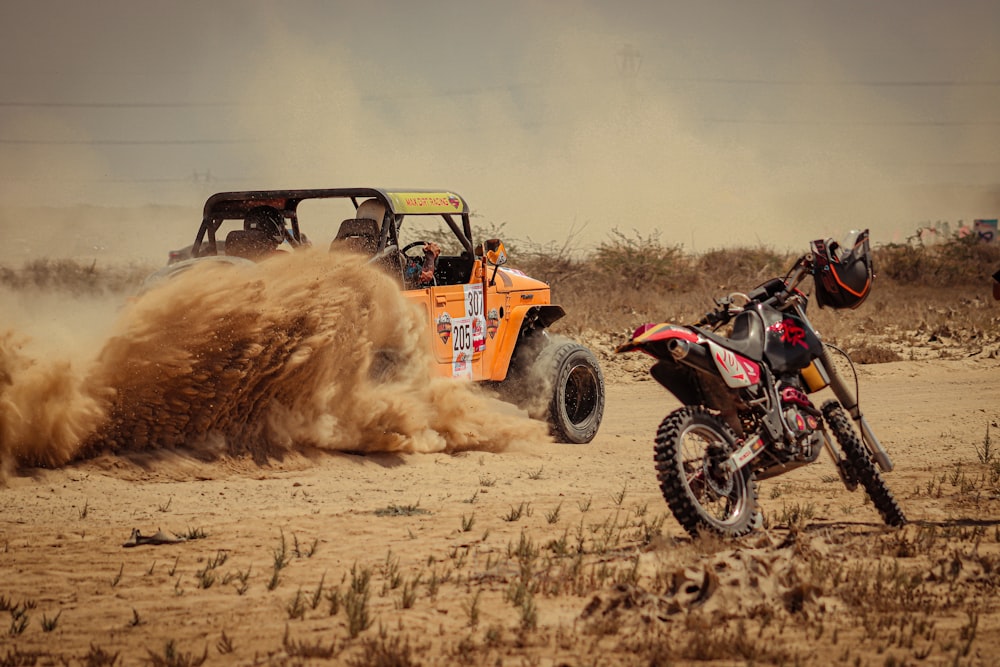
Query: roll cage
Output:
[[190, 187, 474, 262]]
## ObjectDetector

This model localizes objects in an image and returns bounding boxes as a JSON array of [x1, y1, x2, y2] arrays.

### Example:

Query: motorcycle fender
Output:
[[706, 339, 761, 388], [616, 323, 699, 356]]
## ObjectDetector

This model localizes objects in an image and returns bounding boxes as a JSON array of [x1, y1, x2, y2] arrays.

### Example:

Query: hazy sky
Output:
[[1, 0, 998, 251]]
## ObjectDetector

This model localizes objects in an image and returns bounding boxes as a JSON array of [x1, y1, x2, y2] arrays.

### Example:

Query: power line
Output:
[[0, 175, 255, 184], [0, 73, 997, 110], [1, 114, 997, 147], [0, 101, 237, 108], [0, 139, 252, 145], [701, 118, 1000, 126], [654, 76, 1000, 88], [5, 157, 999, 186]]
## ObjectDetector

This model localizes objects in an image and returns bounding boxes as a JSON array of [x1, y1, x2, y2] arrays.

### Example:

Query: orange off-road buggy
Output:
[[149, 187, 605, 443]]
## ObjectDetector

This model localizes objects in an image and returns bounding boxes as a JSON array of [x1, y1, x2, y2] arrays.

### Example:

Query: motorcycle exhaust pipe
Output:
[[818, 348, 894, 472], [668, 338, 690, 361], [667, 338, 717, 375]]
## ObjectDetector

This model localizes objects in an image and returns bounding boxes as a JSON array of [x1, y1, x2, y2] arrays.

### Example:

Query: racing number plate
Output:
[[450, 284, 486, 378]]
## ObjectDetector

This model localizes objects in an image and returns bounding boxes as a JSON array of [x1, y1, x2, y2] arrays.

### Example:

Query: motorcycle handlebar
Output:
[[700, 309, 732, 327], [699, 255, 815, 326], [744, 258, 814, 310], [746, 278, 786, 303]]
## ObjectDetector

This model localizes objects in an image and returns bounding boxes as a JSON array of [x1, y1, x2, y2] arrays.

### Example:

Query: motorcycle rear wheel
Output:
[[654, 406, 761, 538], [822, 400, 906, 527]]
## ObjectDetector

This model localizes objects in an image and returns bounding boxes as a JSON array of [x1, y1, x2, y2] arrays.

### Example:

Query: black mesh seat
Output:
[[225, 229, 277, 261], [330, 218, 380, 255]]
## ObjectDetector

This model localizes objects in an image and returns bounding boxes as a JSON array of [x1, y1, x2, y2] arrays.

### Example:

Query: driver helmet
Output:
[[810, 229, 873, 309], [356, 199, 386, 224], [244, 205, 286, 244]]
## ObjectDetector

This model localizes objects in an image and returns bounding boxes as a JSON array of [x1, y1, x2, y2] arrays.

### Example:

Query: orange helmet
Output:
[[810, 229, 873, 309]]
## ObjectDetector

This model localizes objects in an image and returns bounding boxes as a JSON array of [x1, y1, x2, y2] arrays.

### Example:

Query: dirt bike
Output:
[[616, 230, 905, 537]]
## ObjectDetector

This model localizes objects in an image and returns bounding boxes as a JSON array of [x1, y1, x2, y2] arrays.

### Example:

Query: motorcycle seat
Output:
[[693, 310, 765, 362]]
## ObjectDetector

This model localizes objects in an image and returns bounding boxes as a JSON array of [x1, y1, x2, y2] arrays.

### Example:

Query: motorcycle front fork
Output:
[[819, 424, 858, 492], [816, 349, 894, 472]]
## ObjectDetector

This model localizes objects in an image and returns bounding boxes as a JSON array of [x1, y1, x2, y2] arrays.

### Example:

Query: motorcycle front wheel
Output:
[[654, 406, 761, 538], [822, 400, 906, 527]]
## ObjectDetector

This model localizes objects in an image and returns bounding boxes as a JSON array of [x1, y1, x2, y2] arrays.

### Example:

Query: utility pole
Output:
[[616, 44, 642, 108], [616, 43, 642, 79], [191, 169, 214, 183]]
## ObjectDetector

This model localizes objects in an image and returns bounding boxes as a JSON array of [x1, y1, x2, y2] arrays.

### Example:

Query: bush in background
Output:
[[511, 228, 1000, 358], [1, 228, 996, 358], [0, 258, 154, 296], [876, 234, 1000, 287]]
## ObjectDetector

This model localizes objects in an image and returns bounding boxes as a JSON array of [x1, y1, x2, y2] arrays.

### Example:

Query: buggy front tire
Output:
[[538, 342, 605, 444]]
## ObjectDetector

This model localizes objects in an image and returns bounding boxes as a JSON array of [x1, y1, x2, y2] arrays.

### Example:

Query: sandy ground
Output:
[[3, 352, 1000, 665]]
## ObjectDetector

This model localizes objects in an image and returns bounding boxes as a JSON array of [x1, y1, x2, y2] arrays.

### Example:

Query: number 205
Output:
[[453, 323, 473, 352]]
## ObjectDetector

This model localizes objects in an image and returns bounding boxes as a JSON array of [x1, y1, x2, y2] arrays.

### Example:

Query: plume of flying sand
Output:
[[1, 248, 546, 477], [0, 332, 108, 475]]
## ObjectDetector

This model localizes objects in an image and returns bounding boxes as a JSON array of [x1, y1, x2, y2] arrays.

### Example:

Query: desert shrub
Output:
[[933, 234, 1000, 284], [513, 243, 589, 294], [530, 228, 1000, 334], [874, 243, 926, 283], [875, 235, 1000, 287], [695, 246, 793, 290], [845, 342, 903, 364], [0, 258, 153, 296], [591, 229, 691, 291]]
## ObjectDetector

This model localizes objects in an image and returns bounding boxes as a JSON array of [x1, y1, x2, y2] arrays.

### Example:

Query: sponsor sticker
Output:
[[389, 192, 465, 214], [769, 318, 808, 349], [436, 312, 452, 344], [486, 308, 500, 339]]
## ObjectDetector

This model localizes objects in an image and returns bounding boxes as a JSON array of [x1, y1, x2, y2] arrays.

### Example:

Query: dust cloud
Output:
[[0, 3, 996, 254], [225, 5, 1000, 252], [0, 251, 546, 478]]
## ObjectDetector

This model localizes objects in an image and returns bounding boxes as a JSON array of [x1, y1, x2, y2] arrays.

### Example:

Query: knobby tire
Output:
[[822, 400, 906, 527], [653, 406, 760, 538]]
